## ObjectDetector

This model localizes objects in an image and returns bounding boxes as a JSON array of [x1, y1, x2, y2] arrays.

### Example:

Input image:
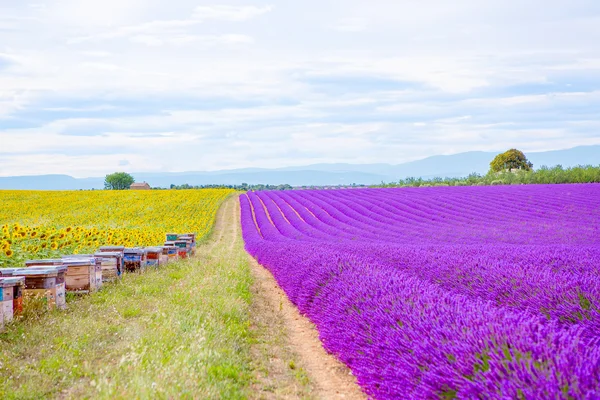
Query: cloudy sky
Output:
[[1, 1, 599, 177]]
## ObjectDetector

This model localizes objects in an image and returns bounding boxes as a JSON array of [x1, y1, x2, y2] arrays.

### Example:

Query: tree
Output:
[[490, 149, 533, 173], [104, 172, 135, 190]]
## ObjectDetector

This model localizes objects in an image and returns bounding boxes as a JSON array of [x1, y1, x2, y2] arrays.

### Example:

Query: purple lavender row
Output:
[[290, 185, 599, 245], [260, 191, 337, 241], [245, 191, 285, 242], [363, 186, 600, 241], [314, 188, 597, 245]]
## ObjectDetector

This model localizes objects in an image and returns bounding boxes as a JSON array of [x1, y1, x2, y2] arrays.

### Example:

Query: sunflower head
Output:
[[5, 249, 13, 257], [50, 242, 58, 250]]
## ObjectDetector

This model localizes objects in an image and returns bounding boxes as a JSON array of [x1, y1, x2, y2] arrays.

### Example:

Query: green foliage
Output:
[[104, 172, 135, 190], [490, 149, 533, 173], [374, 164, 600, 188]]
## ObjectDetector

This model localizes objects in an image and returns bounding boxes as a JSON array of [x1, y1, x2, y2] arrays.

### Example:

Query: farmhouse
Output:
[[130, 182, 151, 190]]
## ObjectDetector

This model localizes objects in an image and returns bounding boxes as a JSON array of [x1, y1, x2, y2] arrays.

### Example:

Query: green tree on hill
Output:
[[104, 172, 135, 190], [490, 149, 533, 173]]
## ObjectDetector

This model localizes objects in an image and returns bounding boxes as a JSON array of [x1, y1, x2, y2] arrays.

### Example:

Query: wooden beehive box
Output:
[[62, 256, 102, 294], [25, 262, 68, 310], [181, 233, 197, 254], [98, 246, 125, 273], [163, 242, 179, 260], [0, 277, 25, 327], [94, 252, 122, 282], [10, 268, 62, 311], [159, 246, 171, 265], [166, 233, 178, 241], [0, 277, 25, 323], [174, 240, 189, 259], [124, 248, 146, 273], [145, 247, 162, 267]]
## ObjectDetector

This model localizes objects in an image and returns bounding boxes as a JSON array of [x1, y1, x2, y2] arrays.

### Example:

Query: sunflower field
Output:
[[0, 189, 233, 267]]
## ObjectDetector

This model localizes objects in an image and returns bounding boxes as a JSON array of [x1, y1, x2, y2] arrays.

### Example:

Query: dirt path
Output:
[[207, 196, 231, 252], [235, 194, 365, 400]]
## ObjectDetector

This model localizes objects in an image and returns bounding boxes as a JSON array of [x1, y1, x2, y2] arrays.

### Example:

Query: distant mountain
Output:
[[0, 145, 597, 190]]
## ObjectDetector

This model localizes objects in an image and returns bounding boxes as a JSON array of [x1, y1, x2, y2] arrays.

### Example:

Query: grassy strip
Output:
[[0, 224, 252, 398]]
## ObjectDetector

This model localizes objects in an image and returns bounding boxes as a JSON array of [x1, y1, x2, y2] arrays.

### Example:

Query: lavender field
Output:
[[240, 184, 600, 399]]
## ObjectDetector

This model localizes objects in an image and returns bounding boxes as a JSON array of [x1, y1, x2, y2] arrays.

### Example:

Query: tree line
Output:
[[375, 164, 600, 188]]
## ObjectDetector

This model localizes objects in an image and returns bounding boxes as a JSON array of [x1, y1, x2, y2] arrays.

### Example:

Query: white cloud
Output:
[[67, 4, 271, 44], [129, 33, 253, 47], [0, 0, 599, 176], [330, 18, 368, 32], [193, 5, 272, 21]]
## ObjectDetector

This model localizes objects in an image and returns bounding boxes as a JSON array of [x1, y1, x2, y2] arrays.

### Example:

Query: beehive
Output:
[[159, 246, 171, 265], [10, 268, 62, 311], [94, 252, 122, 282], [0, 277, 25, 327], [166, 233, 178, 241], [163, 242, 179, 260], [181, 233, 197, 254], [174, 240, 189, 259], [98, 246, 125, 275], [62, 255, 102, 293], [24, 263, 68, 310], [0, 270, 25, 317], [124, 248, 146, 272], [145, 247, 162, 267]]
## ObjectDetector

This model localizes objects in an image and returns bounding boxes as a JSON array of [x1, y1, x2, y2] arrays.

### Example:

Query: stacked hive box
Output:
[[124, 248, 146, 272], [0, 277, 25, 328], [166, 233, 178, 241], [182, 233, 197, 255], [25, 260, 68, 310], [174, 240, 189, 259], [62, 255, 102, 293], [159, 246, 170, 265], [163, 242, 179, 261], [5, 268, 65, 311], [94, 252, 122, 282], [145, 247, 162, 267], [97, 246, 125, 276]]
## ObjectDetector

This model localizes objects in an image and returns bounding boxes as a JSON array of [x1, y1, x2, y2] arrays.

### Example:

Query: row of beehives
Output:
[[0, 233, 196, 329]]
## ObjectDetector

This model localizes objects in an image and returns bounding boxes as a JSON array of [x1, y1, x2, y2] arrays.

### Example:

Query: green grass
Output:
[[0, 237, 253, 398]]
